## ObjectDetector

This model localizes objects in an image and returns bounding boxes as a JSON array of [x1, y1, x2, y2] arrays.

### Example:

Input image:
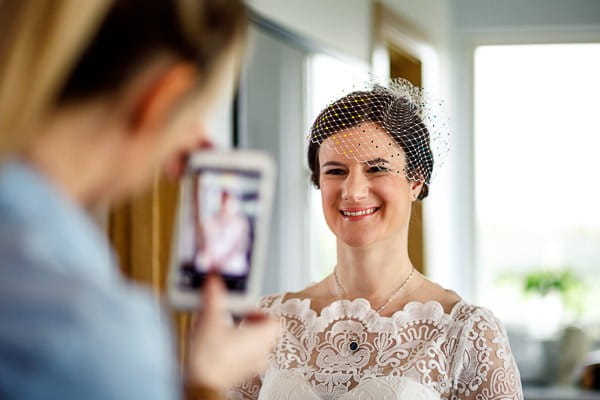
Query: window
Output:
[[474, 44, 600, 337]]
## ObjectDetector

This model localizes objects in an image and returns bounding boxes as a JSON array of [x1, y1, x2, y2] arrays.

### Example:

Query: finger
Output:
[[236, 320, 280, 372], [163, 152, 187, 180], [243, 311, 272, 323], [195, 138, 214, 150], [238, 317, 281, 348], [162, 139, 214, 180], [198, 274, 226, 321]]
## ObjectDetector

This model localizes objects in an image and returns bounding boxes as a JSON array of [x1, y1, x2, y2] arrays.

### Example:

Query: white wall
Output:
[[246, 0, 372, 62], [239, 27, 311, 294], [382, 0, 452, 47], [455, 0, 600, 29]]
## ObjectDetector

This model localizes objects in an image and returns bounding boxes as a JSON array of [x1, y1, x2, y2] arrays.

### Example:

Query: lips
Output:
[[339, 207, 380, 218]]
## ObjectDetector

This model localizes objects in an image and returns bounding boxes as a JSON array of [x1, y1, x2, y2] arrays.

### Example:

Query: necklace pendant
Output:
[[348, 336, 359, 352]]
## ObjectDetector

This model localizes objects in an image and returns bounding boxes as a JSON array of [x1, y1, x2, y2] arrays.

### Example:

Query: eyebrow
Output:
[[321, 158, 390, 168], [321, 161, 346, 168], [366, 158, 390, 165]]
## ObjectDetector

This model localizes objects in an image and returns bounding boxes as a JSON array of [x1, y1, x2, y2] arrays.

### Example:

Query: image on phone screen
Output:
[[175, 167, 261, 292]]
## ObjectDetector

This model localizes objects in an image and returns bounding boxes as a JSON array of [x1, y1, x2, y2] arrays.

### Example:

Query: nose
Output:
[[342, 169, 369, 201]]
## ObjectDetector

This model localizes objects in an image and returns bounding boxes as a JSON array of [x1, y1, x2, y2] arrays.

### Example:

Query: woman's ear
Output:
[[410, 180, 424, 201], [129, 62, 198, 136]]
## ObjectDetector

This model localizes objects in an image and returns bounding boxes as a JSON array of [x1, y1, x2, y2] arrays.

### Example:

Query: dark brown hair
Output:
[[57, 0, 247, 104], [307, 89, 433, 200]]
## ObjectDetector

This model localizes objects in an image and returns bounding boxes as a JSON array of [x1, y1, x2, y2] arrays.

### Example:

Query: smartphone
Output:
[[168, 150, 275, 312]]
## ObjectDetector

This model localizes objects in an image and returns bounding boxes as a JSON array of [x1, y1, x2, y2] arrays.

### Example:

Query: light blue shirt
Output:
[[0, 161, 180, 399]]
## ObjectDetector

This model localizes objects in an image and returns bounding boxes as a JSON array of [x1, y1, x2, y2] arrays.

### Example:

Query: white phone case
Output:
[[167, 150, 275, 312]]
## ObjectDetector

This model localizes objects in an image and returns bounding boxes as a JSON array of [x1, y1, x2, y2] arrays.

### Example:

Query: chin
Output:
[[338, 234, 378, 248]]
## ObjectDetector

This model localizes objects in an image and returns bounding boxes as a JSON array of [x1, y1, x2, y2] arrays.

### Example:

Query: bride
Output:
[[230, 81, 523, 400]]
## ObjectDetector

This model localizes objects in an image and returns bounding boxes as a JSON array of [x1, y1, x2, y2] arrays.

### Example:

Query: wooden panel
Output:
[[129, 182, 158, 291], [156, 176, 180, 291], [389, 47, 422, 87], [109, 174, 179, 291], [109, 202, 131, 277], [408, 202, 425, 274]]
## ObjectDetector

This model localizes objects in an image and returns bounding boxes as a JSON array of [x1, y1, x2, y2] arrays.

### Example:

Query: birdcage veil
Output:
[[308, 77, 450, 185]]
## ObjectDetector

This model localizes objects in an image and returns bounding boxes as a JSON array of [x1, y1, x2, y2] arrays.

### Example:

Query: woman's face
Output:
[[318, 124, 421, 248]]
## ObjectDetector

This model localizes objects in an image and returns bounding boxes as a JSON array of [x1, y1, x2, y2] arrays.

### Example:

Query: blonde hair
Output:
[[0, 0, 112, 159], [0, 0, 247, 161]]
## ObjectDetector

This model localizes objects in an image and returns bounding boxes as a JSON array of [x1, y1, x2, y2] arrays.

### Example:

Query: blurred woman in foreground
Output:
[[0, 1, 278, 399]]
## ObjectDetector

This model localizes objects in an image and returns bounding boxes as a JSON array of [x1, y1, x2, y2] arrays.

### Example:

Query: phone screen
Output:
[[175, 167, 262, 292]]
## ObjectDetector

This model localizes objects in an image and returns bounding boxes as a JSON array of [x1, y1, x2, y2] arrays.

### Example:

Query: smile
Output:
[[340, 207, 380, 217]]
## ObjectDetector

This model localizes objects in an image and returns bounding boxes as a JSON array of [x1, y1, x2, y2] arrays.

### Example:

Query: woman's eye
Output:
[[324, 168, 346, 175], [368, 166, 390, 173]]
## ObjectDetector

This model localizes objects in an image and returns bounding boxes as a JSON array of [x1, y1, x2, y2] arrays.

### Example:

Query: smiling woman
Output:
[[318, 125, 417, 248], [228, 80, 524, 400]]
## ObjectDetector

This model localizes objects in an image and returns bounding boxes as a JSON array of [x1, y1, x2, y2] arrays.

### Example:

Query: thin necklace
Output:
[[332, 265, 415, 353], [333, 265, 415, 314]]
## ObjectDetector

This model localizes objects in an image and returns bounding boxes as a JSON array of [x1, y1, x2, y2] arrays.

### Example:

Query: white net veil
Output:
[[308, 78, 449, 199]]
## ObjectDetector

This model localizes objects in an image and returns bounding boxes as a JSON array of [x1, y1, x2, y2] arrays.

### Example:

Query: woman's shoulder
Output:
[[445, 302, 523, 397], [257, 293, 284, 309], [411, 278, 462, 314], [447, 300, 510, 341], [257, 280, 333, 315], [419, 279, 504, 327], [257, 288, 321, 308]]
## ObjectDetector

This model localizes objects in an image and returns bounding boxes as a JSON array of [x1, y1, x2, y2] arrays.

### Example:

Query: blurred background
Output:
[[110, 1, 600, 398]]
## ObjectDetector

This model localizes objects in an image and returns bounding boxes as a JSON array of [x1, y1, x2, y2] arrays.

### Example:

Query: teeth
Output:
[[342, 207, 378, 217]]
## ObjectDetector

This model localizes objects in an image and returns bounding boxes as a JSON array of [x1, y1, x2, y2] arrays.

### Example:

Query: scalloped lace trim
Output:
[[264, 294, 461, 333]]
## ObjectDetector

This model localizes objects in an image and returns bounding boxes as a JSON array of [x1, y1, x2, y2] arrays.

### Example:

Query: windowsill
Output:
[[524, 385, 600, 400]]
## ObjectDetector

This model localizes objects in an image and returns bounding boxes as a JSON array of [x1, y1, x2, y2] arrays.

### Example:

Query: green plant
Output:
[[524, 269, 578, 295], [523, 269, 585, 314]]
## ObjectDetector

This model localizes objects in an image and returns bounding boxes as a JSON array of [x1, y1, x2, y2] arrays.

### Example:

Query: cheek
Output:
[[320, 189, 332, 214], [389, 189, 412, 220], [319, 181, 339, 205], [378, 180, 411, 209], [320, 184, 341, 223]]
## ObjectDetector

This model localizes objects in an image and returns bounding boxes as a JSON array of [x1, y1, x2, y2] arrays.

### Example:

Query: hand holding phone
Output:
[[187, 274, 279, 390]]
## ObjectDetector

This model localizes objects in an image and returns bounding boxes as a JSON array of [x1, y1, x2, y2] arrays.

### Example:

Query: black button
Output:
[[349, 341, 358, 351]]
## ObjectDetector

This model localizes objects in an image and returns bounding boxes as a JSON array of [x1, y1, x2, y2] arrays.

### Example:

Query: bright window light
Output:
[[474, 44, 600, 338]]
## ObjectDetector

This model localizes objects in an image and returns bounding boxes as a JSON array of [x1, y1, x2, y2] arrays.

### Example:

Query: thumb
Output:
[[198, 274, 227, 324], [239, 315, 281, 345]]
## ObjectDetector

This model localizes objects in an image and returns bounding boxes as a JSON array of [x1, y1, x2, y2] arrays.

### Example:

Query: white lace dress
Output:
[[228, 294, 523, 400]]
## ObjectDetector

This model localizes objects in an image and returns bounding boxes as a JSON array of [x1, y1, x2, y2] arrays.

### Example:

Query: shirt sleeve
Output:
[[449, 306, 524, 400], [0, 263, 180, 400]]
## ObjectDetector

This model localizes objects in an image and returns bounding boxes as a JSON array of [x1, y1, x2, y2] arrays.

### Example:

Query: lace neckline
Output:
[[234, 293, 524, 400], [278, 294, 463, 318], [269, 294, 465, 333]]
